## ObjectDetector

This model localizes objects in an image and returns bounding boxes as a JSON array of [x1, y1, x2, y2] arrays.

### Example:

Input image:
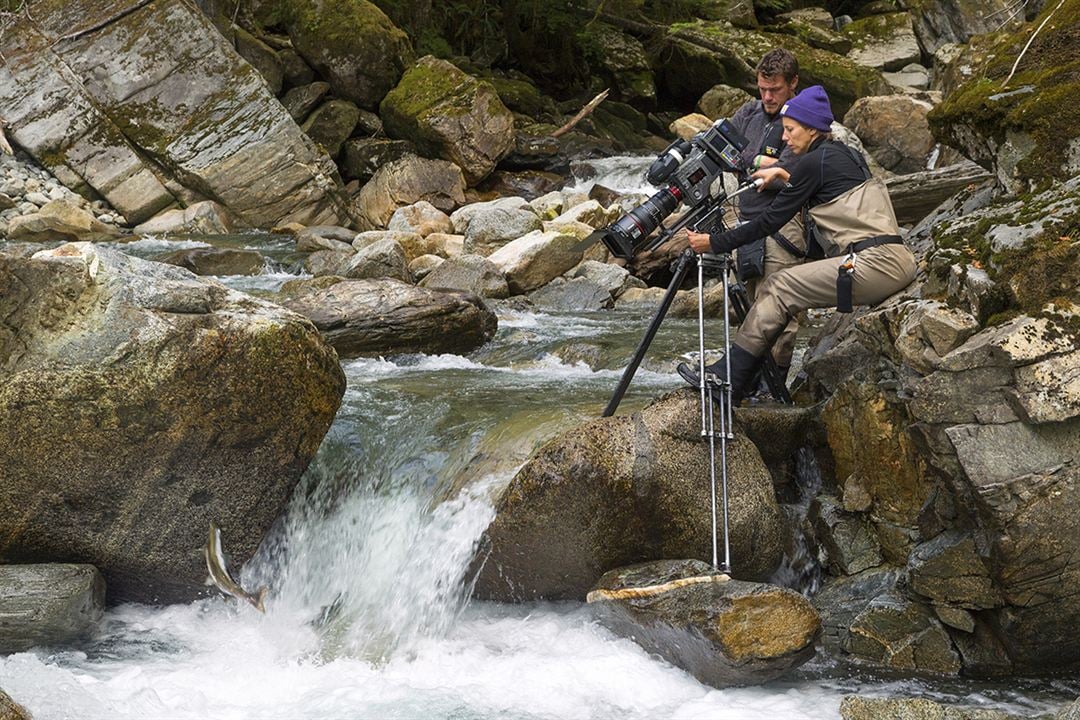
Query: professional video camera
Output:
[[589, 118, 750, 261]]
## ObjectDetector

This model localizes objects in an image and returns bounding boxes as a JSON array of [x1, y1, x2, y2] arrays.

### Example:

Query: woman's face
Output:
[[782, 118, 818, 155]]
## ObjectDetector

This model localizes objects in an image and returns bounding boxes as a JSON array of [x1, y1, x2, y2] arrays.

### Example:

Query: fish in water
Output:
[[204, 521, 268, 613]]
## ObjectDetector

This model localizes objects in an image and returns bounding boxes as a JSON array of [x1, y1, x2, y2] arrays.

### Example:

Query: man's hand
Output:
[[687, 230, 712, 254], [751, 166, 790, 190]]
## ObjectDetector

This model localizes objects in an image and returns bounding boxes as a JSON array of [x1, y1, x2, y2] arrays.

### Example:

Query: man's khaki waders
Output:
[[734, 177, 917, 358]]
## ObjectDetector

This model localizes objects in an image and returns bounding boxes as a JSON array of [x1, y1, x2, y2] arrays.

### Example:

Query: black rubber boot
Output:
[[676, 346, 761, 406]]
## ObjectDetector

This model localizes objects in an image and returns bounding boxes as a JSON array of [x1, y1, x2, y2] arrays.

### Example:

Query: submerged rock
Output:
[[473, 391, 785, 601], [0, 244, 345, 604], [281, 277, 497, 357], [588, 560, 820, 688], [156, 247, 265, 276], [0, 564, 105, 653]]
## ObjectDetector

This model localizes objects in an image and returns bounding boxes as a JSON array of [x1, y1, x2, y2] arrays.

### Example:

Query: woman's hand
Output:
[[686, 230, 712, 254], [751, 166, 790, 190]]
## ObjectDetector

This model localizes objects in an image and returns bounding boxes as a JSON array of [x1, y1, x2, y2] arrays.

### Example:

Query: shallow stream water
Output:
[[3, 163, 1077, 718]]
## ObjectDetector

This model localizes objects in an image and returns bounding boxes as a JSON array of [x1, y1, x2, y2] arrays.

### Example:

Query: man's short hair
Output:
[[756, 49, 799, 83]]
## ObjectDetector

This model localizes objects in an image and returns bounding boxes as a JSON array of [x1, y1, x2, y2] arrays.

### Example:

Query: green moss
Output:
[[841, 12, 911, 48], [929, 2, 1080, 187]]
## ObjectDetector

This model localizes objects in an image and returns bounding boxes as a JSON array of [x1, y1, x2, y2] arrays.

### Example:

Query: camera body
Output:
[[595, 118, 750, 261]]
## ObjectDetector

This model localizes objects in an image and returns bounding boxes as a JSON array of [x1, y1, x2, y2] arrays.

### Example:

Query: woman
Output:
[[682, 85, 916, 404]]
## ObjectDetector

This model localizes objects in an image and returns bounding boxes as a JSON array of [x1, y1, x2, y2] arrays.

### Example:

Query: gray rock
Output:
[[156, 247, 265, 276], [810, 494, 884, 576], [910, 365, 1017, 425], [278, 47, 315, 88], [908, 532, 1001, 609], [934, 605, 976, 633], [133, 201, 234, 236], [8, 200, 121, 242], [451, 197, 542, 253], [304, 249, 354, 277], [281, 278, 497, 357], [843, 13, 922, 71], [840, 695, 1032, 720], [912, 0, 1024, 55], [407, 253, 443, 281], [843, 94, 936, 174], [945, 421, 1080, 487], [233, 26, 283, 95], [388, 201, 453, 238], [1009, 350, 1080, 423], [0, 0, 353, 227], [488, 229, 584, 295], [813, 567, 902, 653], [295, 225, 356, 253], [940, 316, 1076, 372], [419, 253, 509, 299], [341, 138, 415, 183], [1060, 698, 1080, 720], [354, 154, 466, 230], [281, 81, 331, 121], [846, 591, 962, 675], [528, 276, 613, 312], [352, 229, 432, 263], [381, 56, 514, 185], [566, 260, 631, 298], [0, 244, 344, 604], [0, 564, 104, 652], [301, 100, 360, 158], [271, 0, 413, 109], [473, 391, 785, 601], [589, 560, 820, 688], [344, 236, 411, 282], [697, 84, 754, 120]]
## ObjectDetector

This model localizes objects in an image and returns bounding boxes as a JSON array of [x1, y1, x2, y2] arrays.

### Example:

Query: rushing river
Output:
[[2, 162, 1076, 718]]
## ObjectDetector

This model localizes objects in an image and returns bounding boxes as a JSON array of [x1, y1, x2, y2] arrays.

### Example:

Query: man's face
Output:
[[758, 73, 798, 115]]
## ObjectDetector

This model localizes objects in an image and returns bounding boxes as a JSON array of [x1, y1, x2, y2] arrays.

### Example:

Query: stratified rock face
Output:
[[473, 391, 785, 601], [281, 277, 497, 357], [911, 0, 1024, 55], [0, 564, 105, 652], [263, 0, 414, 109], [381, 56, 515, 185], [0, 0, 354, 227], [0, 244, 345, 605], [588, 560, 820, 688], [929, 2, 1080, 191], [841, 12, 921, 71]]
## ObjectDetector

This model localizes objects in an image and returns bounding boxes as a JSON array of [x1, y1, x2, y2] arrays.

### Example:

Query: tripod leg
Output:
[[603, 250, 696, 417]]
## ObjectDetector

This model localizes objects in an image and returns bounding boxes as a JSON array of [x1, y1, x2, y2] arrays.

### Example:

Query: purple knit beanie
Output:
[[780, 85, 834, 132]]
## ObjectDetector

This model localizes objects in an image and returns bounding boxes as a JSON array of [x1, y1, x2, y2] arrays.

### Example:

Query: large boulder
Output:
[[280, 277, 497, 357], [841, 12, 922, 71], [0, 0, 354, 227], [588, 560, 820, 688], [928, 2, 1080, 192], [844, 95, 937, 174], [259, 0, 414, 109], [7, 199, 121, 242], [354, 154, 466, 229], [0, 564, 104, 652], [0, 243, 345, 604], [344, 235, 411, 282], [451, 197, 544, 254], [487, 229, 584, 295], [472, 391, 786, 601], [583, 23, 656, 108], [381, 56, 515, 185], [419, 254, 509, 299], [911, 0, 1025, 55]]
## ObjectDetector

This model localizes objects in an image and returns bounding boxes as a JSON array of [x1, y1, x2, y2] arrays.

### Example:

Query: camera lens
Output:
[[600, 186, 681, 259]]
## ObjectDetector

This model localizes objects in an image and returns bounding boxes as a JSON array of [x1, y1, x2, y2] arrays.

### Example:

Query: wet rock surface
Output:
[[588, 560, 820, 688], [0, 564, 105, 653]]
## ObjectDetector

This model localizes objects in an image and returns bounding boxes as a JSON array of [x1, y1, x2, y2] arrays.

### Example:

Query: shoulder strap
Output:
[[833, 140, 871, 180]]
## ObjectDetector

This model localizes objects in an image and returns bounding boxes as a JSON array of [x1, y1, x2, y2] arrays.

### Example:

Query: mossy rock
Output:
[[262, 0, 414, 109], [841, 12, 921, 71], [580, 22, 656, 108], [656, 21, 890, 117], [486, 75, 558, 119], [928, 1, 1080, 192], [380, 56, 515, 185]]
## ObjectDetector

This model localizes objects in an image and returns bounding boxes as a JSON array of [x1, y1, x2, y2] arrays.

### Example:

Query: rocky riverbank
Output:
[[1, 0, 1078, 711]]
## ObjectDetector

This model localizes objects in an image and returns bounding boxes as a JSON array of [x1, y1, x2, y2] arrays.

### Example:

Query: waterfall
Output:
[[771, 446, 824, 596]]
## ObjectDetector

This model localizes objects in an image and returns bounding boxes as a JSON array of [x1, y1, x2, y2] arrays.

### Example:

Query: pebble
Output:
[[0, 151, 125, 231]]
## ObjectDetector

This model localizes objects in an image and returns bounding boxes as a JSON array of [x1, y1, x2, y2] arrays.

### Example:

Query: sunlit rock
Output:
[[588, 560, 819, 688], [0, 243, 345, 604]]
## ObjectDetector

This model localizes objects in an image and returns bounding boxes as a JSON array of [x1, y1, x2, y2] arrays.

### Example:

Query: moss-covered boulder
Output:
[[381, 56, 515, 186], [928, 1, 1080, 192], [581, 23, 656, 108], [909, 0, 1024, 55], [301, 99, 360, 158], [0, 243, 344, 605], [472, 391, 785, 601], [841, 12, 922, 71], [261, 0, 414, 109], [654, 22, 891, 118]]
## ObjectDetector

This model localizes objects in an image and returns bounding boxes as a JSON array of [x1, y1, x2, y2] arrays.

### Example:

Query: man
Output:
[[683, 49, 806, 395]]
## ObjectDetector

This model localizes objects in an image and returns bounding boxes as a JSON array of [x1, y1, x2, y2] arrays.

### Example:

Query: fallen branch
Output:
[[552, 89, 609, 138], [1001, 0, 1065, 89]]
